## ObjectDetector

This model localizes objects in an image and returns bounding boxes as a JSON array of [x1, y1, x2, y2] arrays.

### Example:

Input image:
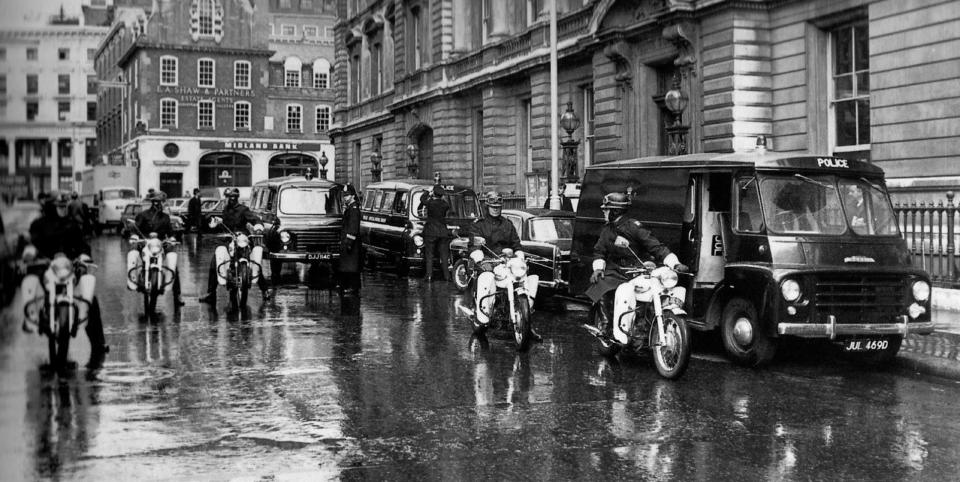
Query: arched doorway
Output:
[[198, 151, 251, 190], [269, 153, 318, 178], [407, 123, 433, 180]]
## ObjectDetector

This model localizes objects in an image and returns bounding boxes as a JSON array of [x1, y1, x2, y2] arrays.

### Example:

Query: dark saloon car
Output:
[[360, 179, 483, 276], [451, 208, 574, 298]]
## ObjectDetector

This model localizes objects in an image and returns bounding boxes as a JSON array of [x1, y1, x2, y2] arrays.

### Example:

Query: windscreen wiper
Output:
[[794, 173, 835, 189]]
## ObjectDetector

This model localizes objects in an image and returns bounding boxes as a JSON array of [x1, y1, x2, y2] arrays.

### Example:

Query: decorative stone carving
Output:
[[603, 41, 633, 89], [662, 22, 697, 78]]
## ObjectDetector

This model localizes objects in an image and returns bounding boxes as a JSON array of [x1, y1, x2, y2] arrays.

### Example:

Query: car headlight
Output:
[[470, 250, 484, 263], [147, 238, 163, 255], [413, 235, 424, 247], [51, 257, 73, 281], [912, 280, 930, 302], [658, 268, 679, 289], [781, 279, 801, 302], [236, 234, 250, 248], [507, 257, 527, 278], [493, 263, 510, 281], [279, 231, 291, 244]]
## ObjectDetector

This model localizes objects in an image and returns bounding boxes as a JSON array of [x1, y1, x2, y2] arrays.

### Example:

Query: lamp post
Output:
[[663, 72, 689, 155], [318, 151, 329, 179], [406, 143, 419, 178], [559, 101, 581, 183], [370, 150, 383, 182]]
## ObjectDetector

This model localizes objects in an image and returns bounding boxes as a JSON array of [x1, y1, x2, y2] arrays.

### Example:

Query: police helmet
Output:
[[601, 192, 631, 211], [149, 191, 167, 204], [49, 190, 70, 207], [225, 187, 241, 198], [484, 191, 503, 208], [432, 185, 445, 197]]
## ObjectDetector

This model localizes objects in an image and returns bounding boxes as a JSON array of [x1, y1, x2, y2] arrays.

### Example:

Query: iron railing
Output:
[[895, 192, 958, 288]]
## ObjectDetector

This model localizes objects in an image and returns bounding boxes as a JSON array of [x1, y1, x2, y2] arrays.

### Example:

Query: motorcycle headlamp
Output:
[[493, 264, 510, 281], [912, 280, 930, 302], [413, 235, 424, 247], [780, 279, 802, 302], [658, 268, 679, 288], [51, 257, 73, 281], [507, 257, 527, 278], [279, 231, 292, 244], [147, 238, 163, 255], [236, 234, 250, 248]]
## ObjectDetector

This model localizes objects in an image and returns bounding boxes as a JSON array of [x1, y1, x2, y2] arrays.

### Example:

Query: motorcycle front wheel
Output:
[[452, 259, 471, 293], [144, 268, 160, 316], [52, 303, 72, 369], [513, 294, 533, 352], [650, 310, 691, 380]]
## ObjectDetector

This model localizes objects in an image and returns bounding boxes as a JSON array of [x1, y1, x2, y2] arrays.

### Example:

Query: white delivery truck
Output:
[[78, 166, 138, 233]]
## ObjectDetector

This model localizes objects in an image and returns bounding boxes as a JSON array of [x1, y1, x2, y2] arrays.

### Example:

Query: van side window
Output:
[[709, 173, 732, 211], [380, 191, 396, 213], [736, 177, 764, 233], [362, 190, 376, 210], [266, 188, 277, 211], [372, 190, 385, 212], [394, 192, 407, 214]]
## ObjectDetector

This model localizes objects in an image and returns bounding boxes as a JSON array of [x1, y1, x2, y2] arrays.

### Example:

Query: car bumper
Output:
[[266, 252, 339, 262], [778, 315, 934, 338]]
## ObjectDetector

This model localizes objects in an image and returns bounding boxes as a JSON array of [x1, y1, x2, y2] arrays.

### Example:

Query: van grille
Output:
[[292, 229, 340, 252], [814, 273, 906, 323]]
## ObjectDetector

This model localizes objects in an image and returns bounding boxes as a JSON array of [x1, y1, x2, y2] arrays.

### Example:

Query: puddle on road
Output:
[[95, 364, 177, 385]]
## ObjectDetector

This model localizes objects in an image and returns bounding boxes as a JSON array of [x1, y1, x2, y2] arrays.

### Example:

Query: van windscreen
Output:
[[279, 188, 341, 215]]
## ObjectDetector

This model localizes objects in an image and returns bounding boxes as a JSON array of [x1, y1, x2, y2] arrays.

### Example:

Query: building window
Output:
[[191, 0, 223, 41], [371, 42, 382, 96], [0, 75, 5, 95], [58, 74, 71, 94], [87, 102, 97, 121], [198, 58, 215, 87], [284, 57, 302, 87], [0, 100, 5, 118], [160, 56, 178, 86], [286, 104, 302, 132], [26, 47, 37, 61], [526, 0, 542, 25], [301, 0, 313, 9], [87, 48, 96, 60], [280, 0, 291, 7], [160, 98, 178, 128], [234, 60, 250, 89], [315, 105, 330, 132], [27, 75, 38, 94], [87, 75, 97, 94], [58, 102, 70, 121], [198, 0, 214, 36], [58, 48, 70, 60], [234, 101, 250, 130], [282, 24, 296, 36], [0, 48, 5, 61], [199, 152, 251, 189], [303, 26, 318, 37], [410, 6, 423, 70], [198, 100, 215, 129], [349, 49, 361, 103], [582, 85, 594, 169], [312, 58, 330, 89], [482, 0, 491, 43], [26, 102, 38, 121], [831, 22, 870, 160]]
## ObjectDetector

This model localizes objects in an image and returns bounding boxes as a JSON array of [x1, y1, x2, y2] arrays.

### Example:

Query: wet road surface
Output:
[[1, 235, 960, 480]]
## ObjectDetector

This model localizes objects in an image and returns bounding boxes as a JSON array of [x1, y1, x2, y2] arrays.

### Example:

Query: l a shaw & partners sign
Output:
[[157, 86, 255, 103]]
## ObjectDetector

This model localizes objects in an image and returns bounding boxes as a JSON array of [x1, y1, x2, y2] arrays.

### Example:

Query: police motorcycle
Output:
[[19, 247, 98, 370], [209, 217, 264, 309], [461, 237, 540, 352], [124, 219, 179, 316], [582, 247, 692, 380]]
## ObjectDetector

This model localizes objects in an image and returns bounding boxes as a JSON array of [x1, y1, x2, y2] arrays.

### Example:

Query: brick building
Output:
[[95, 0, 337, 200], [332, 0, 960, 205], [0, 17, 107, 200]]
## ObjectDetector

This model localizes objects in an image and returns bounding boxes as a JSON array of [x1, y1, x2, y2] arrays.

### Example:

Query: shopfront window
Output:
[[199, 152, 252, 189], [269, 153, 318, 178]]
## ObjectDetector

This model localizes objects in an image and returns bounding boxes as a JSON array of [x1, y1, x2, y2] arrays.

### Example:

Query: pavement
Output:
[[895, 288, 960, 380]]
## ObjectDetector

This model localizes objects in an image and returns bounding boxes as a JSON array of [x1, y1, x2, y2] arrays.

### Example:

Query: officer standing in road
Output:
[[188, 188, 203, 235], [422, 185, 451, 282], [337, 184, 362, 297], [199, 188, 272, 305], [130, 192, 184, 306]]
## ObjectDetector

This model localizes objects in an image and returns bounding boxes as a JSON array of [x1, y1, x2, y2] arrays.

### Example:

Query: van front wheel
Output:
[[721, 298, 776, 367]]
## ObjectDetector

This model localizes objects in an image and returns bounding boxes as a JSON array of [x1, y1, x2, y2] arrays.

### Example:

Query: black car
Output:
[[450, 208, 574, 299]]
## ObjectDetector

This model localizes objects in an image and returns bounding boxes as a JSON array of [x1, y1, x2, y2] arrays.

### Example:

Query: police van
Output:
[[570, 151, 934, 366]]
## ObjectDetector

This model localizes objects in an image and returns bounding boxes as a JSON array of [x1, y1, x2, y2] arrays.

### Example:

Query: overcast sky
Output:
[[0, 0, 84, 28]]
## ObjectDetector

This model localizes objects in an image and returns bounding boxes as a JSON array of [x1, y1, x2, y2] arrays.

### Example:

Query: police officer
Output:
[[466, 191, 539, 326], [127, 192, 183, 306], [187, 188, 203, 235], [20, 191, 108, 367], [587, 192, 688, 344], [199, 188, 272, 305], [337, 184, 362, 297], [422, 185, 451, 282]]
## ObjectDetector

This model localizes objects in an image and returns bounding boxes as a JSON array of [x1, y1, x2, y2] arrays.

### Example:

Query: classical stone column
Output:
[[49, 137, 59, 192], [74, 136, 87, 174]]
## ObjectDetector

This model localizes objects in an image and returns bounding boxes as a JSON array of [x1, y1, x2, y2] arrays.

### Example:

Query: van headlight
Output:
[[279, 231, 291, 244], [507, 257, 527, 278], [912, 280, 930, 302], [781, 279, 801, 302], [413, 235, 424, 247]]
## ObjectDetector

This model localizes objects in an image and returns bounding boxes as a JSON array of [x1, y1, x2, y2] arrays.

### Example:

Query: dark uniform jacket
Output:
[[338, 201, 362, 273], [423, 197, 451, 239], [467, 215, 521, 254], [188, 196, 202, 220], [29, 214, 90, 260], [218, 202, 261, 233], [585, 215, 673, 302], [135, 207, 174, 239]]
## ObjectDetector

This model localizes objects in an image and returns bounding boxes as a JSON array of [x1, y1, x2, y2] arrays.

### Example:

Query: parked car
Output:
[[360, 179, 482, 276], [119, 202, 186, 240], [450, 208, 574, 300], [1, 201, 41, 305], [251, 175, 345, 282]]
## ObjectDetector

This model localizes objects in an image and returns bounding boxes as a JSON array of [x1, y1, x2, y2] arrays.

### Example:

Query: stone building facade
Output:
[[95, 0, 337, 200], [331, 0, 960, 205], [0, 22, 108, 200]]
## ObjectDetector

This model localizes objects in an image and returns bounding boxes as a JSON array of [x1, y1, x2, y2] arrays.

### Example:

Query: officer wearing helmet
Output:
[[199, 187, 272, 305], [587, 192, 688, 342], [465, 191, 539, 327], [337, 184, 362, 297], [127, 191, 183, 306]]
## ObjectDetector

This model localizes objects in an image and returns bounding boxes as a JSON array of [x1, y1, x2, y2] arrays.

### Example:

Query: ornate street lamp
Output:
[[318, 151, 329, 179], [406, 143, 419, 178], [559, 101, 581, 182], [664, 72, 690, 156], [370, 150, 383, 182]]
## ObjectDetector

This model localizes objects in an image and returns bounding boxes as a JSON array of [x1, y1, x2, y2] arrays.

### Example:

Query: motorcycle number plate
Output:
[[307, 253, 331, 260]]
